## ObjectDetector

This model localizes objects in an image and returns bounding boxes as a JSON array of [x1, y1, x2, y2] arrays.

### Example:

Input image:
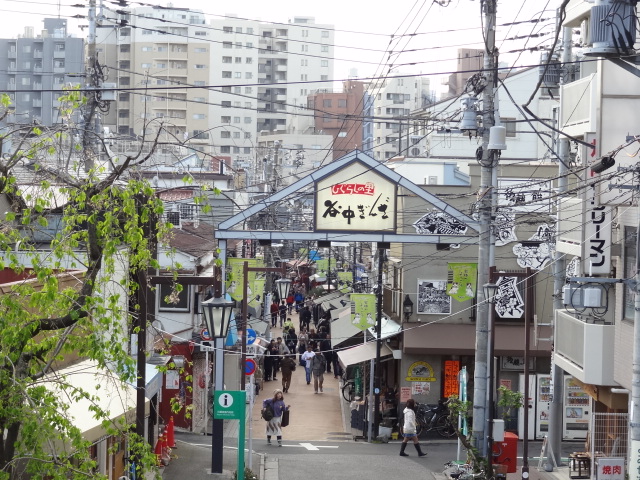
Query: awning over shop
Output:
[[313, 291, 343, 305], [45, 359, 148, 443], [367, 316, 402, 340], [331, 307, 362, 347], [337, 342, 394, 367]]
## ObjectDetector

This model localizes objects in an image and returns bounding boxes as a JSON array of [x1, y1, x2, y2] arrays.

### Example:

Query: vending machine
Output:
[[563, 376, 589, 440], [535, 374, 551, 438]]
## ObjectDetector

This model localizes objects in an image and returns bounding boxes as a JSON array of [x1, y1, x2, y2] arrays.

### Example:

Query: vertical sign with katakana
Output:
[[315, 161, 397, 232], [584, 188, 612, 275], [350, 294, 377, 331]]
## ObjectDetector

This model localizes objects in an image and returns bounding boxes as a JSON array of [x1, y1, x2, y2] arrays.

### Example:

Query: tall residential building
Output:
[[308, 80, 365, 160], [96, 7, 334, 171], [443, 48, 484, 98], [0, 19, 84, 126], [368, 75, 431, 161]]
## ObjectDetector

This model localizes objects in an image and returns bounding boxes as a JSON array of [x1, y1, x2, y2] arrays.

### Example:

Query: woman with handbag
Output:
[[262, 389, 290, 446]]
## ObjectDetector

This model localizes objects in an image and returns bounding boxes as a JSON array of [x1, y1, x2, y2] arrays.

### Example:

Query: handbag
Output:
[[281, 409, 290, 428], [261, 403, 274, 421]]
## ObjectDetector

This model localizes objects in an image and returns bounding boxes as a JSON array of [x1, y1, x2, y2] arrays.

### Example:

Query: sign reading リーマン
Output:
[[315, 161, 397, 232]]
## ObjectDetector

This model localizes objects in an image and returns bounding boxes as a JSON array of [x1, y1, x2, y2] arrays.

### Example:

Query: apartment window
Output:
[[141, 46, 152, 52], [234, 86, 241, 93], [301, 45, 308, 52], [302, 30, 309, 37], [234, 101, 241, 107], [157, 46, 167, 52], [245, 132, 251, 139], [234, 72, 242, 78], [244, 117, 251, 123], [223, 26, 232, 33], [624, 226, 637, 319], [236, 27, 243, 33], [221, 131, 231, 138], [338, 99, 347, 108], [223, 42, 232, 49], [156, 79, 167, 85], [245, 102, 252, 108], [220, 146, 231, 153], [221, 116, 231, 123], [246, 42, 253, 48], [142, 30, 152, 35], [301, 74, 307, 81], [120, 77, 130, 86], [222, 71, 232, 78], [501, 117, 517, 137], [194, 97, 205, 102], [235, 42, 242, 49], [195, 31, 207, 36], [21, 77, 30, 86], [321, 30, 330, 38], [233, 116, 240, 123], [301, 59, 307, 66], [233, 131, 241, 139], [120, 28, 131, 36], [321, 60, 329, 67], [157, 62, 166, 68], [194, 80, 206, 86], [195, 64, 206, 69], [233, 147, 240, 153], [321, 45, 329, 52], [245, 87, 252, 94], [246, 57, 253, 64], [323, 114, 331, 122], [244, 147, 251, 154], [323, 99, 332, 108], [119, 93, 130, 101], [321, 75, 328, 81], [192, 113, 205, 119], [141, 63, 151, 68], [120, 44, 130, 53], [221, 101, 231, 108], [235, 57, 242, 63], [222, 56, 232, 63], [194, 47, 207, 53], [247, 27, 254, 34], [158, 283, 190, 312], [245, 72, 253, 79]]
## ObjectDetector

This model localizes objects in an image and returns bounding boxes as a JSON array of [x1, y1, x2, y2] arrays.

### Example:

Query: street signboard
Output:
[[213, 390, 246, 420], [246, 328, 257, 345], [200, 328, 211, 341], [245, 358, 256, 376]]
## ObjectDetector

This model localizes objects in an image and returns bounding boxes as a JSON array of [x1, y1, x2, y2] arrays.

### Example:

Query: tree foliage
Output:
[[0, 90, 173, 480]]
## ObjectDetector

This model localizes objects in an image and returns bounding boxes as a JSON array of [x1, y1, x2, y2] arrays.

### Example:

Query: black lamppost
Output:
[[201, 296, 234, 475], [483, 282, 499, 474], [275, 277, 292, 307], [403, 294, 414, 322]]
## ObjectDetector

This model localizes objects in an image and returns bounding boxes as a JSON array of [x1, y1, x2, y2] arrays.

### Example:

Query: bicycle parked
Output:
[[403, 399, 456, 438]]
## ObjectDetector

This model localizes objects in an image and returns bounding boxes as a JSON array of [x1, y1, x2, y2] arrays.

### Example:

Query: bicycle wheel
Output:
[[435, 414, 456, 437], [342, 381, 354, 402]]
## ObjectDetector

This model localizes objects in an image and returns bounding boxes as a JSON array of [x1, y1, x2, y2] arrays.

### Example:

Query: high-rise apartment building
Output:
[[96, 7, 334, 169], [0, 19, 84, 126], [368, 75, 432, 161]]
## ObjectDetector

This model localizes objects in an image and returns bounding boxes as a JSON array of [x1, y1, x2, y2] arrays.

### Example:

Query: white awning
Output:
[[44, 360, 148, 443], [367, 316, 402, 340], [337, 342, 394, 367], [330, 307, 363, 347]]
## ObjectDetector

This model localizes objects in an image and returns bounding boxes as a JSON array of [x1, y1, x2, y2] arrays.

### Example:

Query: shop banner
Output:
[[337, 271, 352, 292], [315, 258, 337, 275], [446, 263, 477, 302], [226, 258, 264, 302], [350, 293, 376, 331]]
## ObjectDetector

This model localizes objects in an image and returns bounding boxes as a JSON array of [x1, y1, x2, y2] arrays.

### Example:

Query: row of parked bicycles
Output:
[[341, 377, 456, 438]]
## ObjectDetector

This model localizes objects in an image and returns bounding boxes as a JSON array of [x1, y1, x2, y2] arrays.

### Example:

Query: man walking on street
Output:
[[300, 345, 315, 385], [310, 348, 327, 394], [280, 356, 296, 393]]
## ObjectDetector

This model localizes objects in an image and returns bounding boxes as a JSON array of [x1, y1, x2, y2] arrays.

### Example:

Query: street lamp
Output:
[[483, 282, 499, 475], [403, 294, 414, 321], [275, 277, 292, 305], [201, 295, 234, 475]]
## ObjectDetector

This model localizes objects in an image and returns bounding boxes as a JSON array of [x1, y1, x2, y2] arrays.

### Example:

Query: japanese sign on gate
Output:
[[315, 161, 397, 232]]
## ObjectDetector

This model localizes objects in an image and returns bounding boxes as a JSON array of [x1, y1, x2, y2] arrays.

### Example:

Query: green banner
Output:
[[226, 258, 264, 302], [351, 293, 376, 331], [337, 271, 352, 293], [446, 263, 477, 302]]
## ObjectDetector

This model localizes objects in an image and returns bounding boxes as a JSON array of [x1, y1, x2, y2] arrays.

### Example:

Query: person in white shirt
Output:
[[300, 345, 315, 385], [400, 398, 427, 457]]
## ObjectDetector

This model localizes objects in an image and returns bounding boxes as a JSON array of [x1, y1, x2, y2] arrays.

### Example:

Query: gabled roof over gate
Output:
[[215, 150, 479, 245]]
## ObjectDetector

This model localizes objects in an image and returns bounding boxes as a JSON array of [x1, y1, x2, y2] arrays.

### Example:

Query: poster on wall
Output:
[[417, 279, 451, 314], [412, 382, 431, 396], [350, 294, 377, 331], [446, 263, 477, 302], [513, 224, 555, 270], [494, 276, 525, 319], [494, 209, 518, 246], [400, 387, 412, 403]]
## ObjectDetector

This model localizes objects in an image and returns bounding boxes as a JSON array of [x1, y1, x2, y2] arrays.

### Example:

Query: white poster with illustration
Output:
[[494, 276, 525, 319], [417, 280, 451, 315]]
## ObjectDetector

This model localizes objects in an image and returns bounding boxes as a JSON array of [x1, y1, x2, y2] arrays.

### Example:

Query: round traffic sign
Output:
[[201, 328, 211, 341], [245, 358, 256, 376], [246, 328, 257, 345]]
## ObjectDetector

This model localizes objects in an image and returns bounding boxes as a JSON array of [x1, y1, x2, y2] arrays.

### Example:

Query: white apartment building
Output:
[[368, 75, 432, 161], [96, 7, 334, 172]]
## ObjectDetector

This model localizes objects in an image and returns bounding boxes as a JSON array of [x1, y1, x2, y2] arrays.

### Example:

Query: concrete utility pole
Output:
[[472, 0, 497, 453], [547, 23, 573, 471], [83, 0, 99, 172]]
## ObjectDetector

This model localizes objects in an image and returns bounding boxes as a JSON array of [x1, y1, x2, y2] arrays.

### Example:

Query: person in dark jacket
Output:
[[279, 356, 296, 393], [299, 306, 312, 331]]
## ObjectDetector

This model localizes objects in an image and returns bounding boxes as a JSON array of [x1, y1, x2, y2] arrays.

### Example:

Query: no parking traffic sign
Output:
[[245, 358, 256, 376]]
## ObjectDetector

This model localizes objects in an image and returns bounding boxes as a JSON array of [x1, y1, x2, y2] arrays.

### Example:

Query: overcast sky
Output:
[[1, 0, 562, 94]]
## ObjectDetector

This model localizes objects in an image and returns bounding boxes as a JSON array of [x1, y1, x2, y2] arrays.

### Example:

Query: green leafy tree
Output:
[[0, 90, 176, 480]]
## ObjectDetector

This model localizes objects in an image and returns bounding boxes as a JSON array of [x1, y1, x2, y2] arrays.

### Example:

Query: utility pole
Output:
[[472, 0, 497, 454], [547, 23, 573, 472], [83, 0, 101, 172]]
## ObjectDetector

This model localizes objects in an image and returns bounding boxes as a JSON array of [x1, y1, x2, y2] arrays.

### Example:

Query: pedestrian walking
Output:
[[263, 341, 274, 381], [286, 292, 295, 314], [285, 327, 297, 357], [399, 398, 427, 457], [279, 356, 296, 393], [262, 389, 290, 447], [297, 328, 309, 363], [299, 305, 311, 331], [300, 345, 315, 385], [294, 290, 304, 312], [310, 348, 327, 393], [283, 317, 295, 334], [267, 339, 279, 381], [318, 328, 332, 374]]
